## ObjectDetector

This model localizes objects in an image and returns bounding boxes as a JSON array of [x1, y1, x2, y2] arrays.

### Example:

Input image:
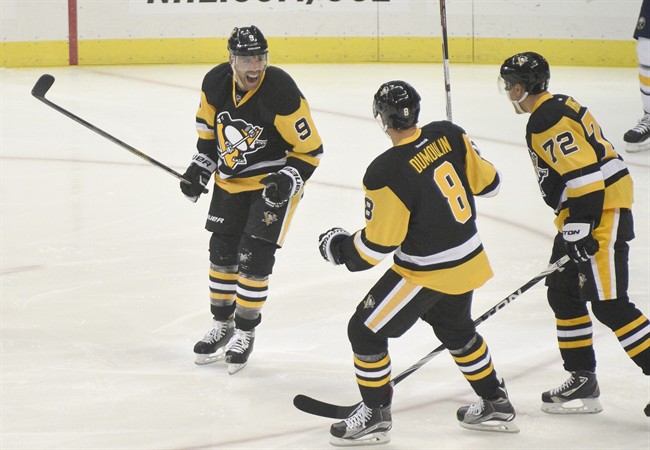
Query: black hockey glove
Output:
[[180, 153, 216, 203], [318, 227, 351, 265], [260, 167, 304, 208], [562, 219, 599, 263]]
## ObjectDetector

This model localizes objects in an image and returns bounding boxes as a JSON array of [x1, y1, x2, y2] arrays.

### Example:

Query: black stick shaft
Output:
[[31, 74, 205, 192], [293, 255, 571, 419]]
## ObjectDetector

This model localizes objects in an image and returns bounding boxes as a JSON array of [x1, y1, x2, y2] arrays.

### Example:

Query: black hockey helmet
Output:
[[228, 26, 268, 56], [373, 80, 421, 130], [499, 52, 550, 94]]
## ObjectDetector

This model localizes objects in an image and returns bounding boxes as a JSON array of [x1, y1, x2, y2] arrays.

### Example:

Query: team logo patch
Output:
[[215, 112, 267, 169], [262, 211, 278, 226], [516, 54, 529, 66], [578, 273, 587, 289], [638, 16, 646, 31], [528, 150, 549, 197], [363, 295, 376, 309]]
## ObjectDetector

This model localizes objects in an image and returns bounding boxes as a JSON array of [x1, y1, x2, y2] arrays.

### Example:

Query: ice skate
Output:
[[330, 402, 392, 447], [457, 381, 519, 433], [541, 370, 603, 414], [193, 319, 234, 365], [624, 114, 650, 152], [225, 328, 255, 374]]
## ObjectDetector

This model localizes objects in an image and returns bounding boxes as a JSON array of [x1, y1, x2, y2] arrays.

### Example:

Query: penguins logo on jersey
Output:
[[215, 112, 267, 169], [262, 211, 278, 226], [363, 295, 376, 309], [528, 149, 549, 197]]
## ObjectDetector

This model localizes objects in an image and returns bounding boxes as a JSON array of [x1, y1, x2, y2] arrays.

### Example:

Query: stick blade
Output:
[[293, 394, 359, 419], [31, 74, 55, 99]]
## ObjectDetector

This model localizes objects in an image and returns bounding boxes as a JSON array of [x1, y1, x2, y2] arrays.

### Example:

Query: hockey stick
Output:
[[31, 74, 206, 193], [293, 255, 571, 419], [439, 0, 452, 121]]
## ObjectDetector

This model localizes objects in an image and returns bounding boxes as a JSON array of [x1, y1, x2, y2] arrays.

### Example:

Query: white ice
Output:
[[1, 62, 649, 450]]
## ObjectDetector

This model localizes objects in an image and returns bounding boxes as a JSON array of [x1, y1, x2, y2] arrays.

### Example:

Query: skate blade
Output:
[[459, 420, 520, 434], [194, 349, 226, 365], [541, 398, 603, 415], [329, 432, 390, 447], [625, 140, 650, 153], [228, 361, 248, 375]]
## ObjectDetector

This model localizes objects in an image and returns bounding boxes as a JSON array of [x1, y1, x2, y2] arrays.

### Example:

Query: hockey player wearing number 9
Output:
[[499, 52, 650, 417], [180, 25, 323, 374], [318, 81, 518, 446]]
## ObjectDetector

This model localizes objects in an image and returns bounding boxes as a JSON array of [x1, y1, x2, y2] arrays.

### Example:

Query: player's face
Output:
[[231, 53, 268, 91], [498, 76, 527, 114]]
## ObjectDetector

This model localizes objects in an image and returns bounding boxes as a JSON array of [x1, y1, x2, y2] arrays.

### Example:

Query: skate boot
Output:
[[330, 402, 392, 447], [541, 370, 603, 414], [225, 328, 255, 374], [457, 380, 519, 433], [624, 113, 650, 153], [193, 319, 234, 365]]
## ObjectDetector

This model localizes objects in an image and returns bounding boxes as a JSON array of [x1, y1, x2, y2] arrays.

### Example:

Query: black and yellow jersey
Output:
[[526, 93, 633, 230], [338, 121, 501, 295], [195, 64, 323, 193]]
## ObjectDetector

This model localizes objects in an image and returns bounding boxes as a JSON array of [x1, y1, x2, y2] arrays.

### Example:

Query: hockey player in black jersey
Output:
[[180, 26, 323, 374], [318, 81, 518, 446], [499, 51, 650, 416]]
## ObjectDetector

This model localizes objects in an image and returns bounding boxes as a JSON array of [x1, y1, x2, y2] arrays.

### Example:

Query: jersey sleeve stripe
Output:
[[395, 231, 482, 267]]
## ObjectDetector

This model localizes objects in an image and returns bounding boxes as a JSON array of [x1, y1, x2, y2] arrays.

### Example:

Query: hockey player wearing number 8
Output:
[[499, 52, 650, 416], [318, 81, 518, 446], [180, 25, 323, 374]]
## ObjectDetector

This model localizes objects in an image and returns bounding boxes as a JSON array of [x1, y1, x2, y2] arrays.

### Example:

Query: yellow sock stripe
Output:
[[463, 362, 494, 381], [558, 338, 593, 349], [235, 297, 265, 308], [356, 374, 392, 388], [556, 315, 592, 327], [614, 316, 648, 338], [238, 277, 269, 289], [354, 354, 391, 369], [627, 337, 650, 358], [209, 269, 238, 280], [451, 340, 487, 364], [640, 73, 650, 87]]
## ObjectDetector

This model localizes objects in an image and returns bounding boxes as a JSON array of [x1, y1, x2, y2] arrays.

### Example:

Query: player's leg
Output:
[[624, 2, 650, 152], [330, 269, 433, 446], [423, 292, 517, 432], [223, 189, 302, 374], [194, 186, 249, 365]]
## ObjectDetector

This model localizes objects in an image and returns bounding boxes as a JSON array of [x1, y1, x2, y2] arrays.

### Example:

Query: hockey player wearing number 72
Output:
[[318, 80, 518, 446], [499, 51, 650, 417]]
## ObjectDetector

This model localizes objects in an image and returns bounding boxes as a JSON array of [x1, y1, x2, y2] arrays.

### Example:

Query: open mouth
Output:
[[246, 72, 260, 85]]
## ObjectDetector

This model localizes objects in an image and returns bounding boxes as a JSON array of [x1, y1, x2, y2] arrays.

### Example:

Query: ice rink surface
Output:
[[1, 62, 649, 449]]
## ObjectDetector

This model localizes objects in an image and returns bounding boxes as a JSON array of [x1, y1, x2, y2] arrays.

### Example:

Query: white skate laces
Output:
[[344, 403, 373, 430]]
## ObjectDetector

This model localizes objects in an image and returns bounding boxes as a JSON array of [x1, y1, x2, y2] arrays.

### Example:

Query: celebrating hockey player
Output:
[[318, 80, 518, 446], [180, 25, 323, 374], [499, 52, 650, 416]]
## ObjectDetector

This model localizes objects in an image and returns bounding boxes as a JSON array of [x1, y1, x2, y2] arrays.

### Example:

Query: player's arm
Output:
[[261, 97, 323, 208], [320, 166, 410, 272], [532, 114, 604, 261], [180, 90, 219, 202], [462, 134, 501, 197], [531, 116, 605, 225]]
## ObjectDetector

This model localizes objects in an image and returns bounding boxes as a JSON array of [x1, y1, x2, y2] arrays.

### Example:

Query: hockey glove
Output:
[[318, 227, 351, 265], [562, 219, 599, 263], [180, 153, 216, 202], [260, 167, 304, 208]]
